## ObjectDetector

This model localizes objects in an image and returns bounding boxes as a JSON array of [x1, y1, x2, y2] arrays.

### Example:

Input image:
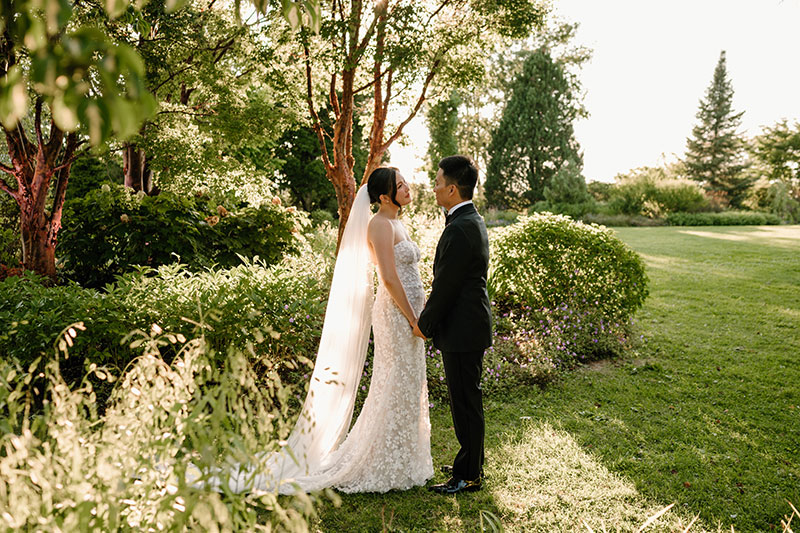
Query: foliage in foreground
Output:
[[489, 213, 648, 322], [0, 323, 333, 532]]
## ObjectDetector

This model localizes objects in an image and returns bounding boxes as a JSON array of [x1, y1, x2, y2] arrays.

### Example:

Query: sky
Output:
[[389, 0, 800, 183]]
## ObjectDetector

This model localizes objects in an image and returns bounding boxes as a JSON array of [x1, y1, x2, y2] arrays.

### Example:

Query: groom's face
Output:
[[433, 169, 457, 209]]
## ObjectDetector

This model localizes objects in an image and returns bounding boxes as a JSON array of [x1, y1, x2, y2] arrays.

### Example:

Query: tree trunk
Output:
[[328, 163, 356, 246], [123, 142, 154, 194], [20, 212, 56, 279], [1, 106, 79, 283]]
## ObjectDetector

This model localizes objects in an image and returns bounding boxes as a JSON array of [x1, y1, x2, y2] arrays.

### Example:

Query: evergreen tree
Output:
[[542, 159, 591, 205], [685, 51, 752, 207], [425, 91, 461, 182], [484, 49, 582, 209]]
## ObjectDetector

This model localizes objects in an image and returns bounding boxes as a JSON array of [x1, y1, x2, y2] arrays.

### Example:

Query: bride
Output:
[[215, 167, 433, 494]]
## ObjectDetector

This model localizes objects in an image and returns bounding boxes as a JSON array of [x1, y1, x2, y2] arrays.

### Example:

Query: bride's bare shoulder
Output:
[[368, 215, 392, 243]]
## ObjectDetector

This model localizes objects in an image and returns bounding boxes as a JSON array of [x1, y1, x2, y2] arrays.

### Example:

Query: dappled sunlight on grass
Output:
[[637, 253, 691, 270], [675, 225, 800, 249], [488, 420, 703, 532], [678, 230, 752, 241], [769, 304, 800, 321]]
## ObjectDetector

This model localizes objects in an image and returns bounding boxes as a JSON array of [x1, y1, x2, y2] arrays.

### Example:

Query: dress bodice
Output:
[[391, 239, 423, 292]]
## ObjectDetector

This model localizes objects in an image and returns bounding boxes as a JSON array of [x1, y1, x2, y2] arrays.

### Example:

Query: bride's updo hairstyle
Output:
[[367, 166, 402, 212]]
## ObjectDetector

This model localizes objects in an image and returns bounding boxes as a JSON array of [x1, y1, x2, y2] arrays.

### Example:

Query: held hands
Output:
[[410, 319, 427, 340]]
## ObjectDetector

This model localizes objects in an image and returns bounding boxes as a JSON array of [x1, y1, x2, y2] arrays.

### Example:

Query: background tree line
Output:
[[424, 35, 799, 225]]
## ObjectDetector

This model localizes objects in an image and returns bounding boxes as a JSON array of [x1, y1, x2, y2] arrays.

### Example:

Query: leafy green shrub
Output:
[[0, 325, 330, 531], [542, 160, 593, 205], [651, 180, 708, 214], [110, 259, 327, 371], [666, 211, 781, 226], [0, 193, 20, 266], [607, 166, 708, 217], [59, 184, 301, 287], [0, 273, 127, 387], [308, 208, 335, 227], [65, 153, 121, 200], [0, 257, 329, 409], [489, 214, 648, 322], [483, 208, 521, 228], [531, 201, 597, 219], [587, 181, 613, 202], [533, 162, 599, 219], [580, 213, 667, 227]]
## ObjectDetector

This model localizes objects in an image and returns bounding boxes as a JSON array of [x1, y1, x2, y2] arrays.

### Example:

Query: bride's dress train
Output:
[[208, 188, 432, 494]]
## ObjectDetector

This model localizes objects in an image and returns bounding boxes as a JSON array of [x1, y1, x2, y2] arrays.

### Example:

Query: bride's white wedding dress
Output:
[[211, 188, 433, 494], [295, 238, 434, 493]]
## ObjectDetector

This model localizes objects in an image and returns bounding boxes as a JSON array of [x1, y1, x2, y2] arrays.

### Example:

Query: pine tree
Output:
[[685, 51, 753, 207], [484, 49, 582, 209]]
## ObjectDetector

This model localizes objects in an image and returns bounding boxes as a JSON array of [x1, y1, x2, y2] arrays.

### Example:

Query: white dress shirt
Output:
[[447, 200, 473, 216]]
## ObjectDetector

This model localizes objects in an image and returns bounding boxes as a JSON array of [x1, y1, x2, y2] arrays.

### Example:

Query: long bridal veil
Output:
[[218, 186, 374, 494]]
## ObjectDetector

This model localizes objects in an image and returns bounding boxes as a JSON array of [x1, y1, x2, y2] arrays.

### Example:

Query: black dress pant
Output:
[[442, 349, 485, 481]]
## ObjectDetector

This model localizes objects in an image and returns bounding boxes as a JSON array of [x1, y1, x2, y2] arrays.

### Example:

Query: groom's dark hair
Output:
[[439, 155, 478, 200]]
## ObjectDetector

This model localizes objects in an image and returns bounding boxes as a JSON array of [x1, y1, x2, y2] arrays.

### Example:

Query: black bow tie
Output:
[[445, 214, 452, 226]]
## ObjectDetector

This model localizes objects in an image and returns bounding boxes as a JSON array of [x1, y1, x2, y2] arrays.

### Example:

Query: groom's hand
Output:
[[412, 321, 427, 340]]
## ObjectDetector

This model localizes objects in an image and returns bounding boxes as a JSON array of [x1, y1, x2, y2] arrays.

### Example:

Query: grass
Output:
[[312, 225, 800, 532]]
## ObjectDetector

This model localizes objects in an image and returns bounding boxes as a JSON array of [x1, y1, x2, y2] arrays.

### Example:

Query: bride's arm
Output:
[[368, 217, 417, 327]]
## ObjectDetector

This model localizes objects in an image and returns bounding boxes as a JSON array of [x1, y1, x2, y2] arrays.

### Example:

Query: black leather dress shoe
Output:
[[428, 477, 482, 494], [440, 465, 484, 477]]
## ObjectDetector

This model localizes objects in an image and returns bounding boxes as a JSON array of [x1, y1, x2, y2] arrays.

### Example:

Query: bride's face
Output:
[[395, 173, 412, 206]]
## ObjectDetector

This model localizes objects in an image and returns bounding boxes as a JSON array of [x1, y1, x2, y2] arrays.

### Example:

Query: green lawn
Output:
[[313, 225, 800, 532]]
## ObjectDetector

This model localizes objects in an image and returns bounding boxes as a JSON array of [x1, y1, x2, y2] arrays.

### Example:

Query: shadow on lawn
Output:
[[313, 477, 505, 532]]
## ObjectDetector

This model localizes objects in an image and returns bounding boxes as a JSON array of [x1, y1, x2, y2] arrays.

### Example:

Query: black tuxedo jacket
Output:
[[418, 203, 492, 352]]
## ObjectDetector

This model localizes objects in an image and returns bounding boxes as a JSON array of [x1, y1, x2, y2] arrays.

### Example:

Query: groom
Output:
[[413, 155, 492, 495]]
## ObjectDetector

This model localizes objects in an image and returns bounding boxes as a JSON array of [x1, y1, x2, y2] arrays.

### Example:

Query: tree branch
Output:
[[304, 41, 332, 171], [152, 64, 195, 96], [329, 73, 340, 118], [382, 69, 392, 118], [353, 0, 385, 59], [156, 109, 216, 118], [353, 66, 390, 94], [50, 133, 79, 224], [383, 59, 440, 149], [425, 0, 454, 27], [0, 172, 19, 201]]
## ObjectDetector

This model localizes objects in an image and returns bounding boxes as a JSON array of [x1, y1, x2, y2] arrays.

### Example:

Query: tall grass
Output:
[[0, 319, 335, 531]]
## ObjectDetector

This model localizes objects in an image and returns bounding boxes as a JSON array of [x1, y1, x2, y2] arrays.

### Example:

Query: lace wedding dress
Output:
[[213, 188, 433, 494], [293, 238, 434, 493]]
